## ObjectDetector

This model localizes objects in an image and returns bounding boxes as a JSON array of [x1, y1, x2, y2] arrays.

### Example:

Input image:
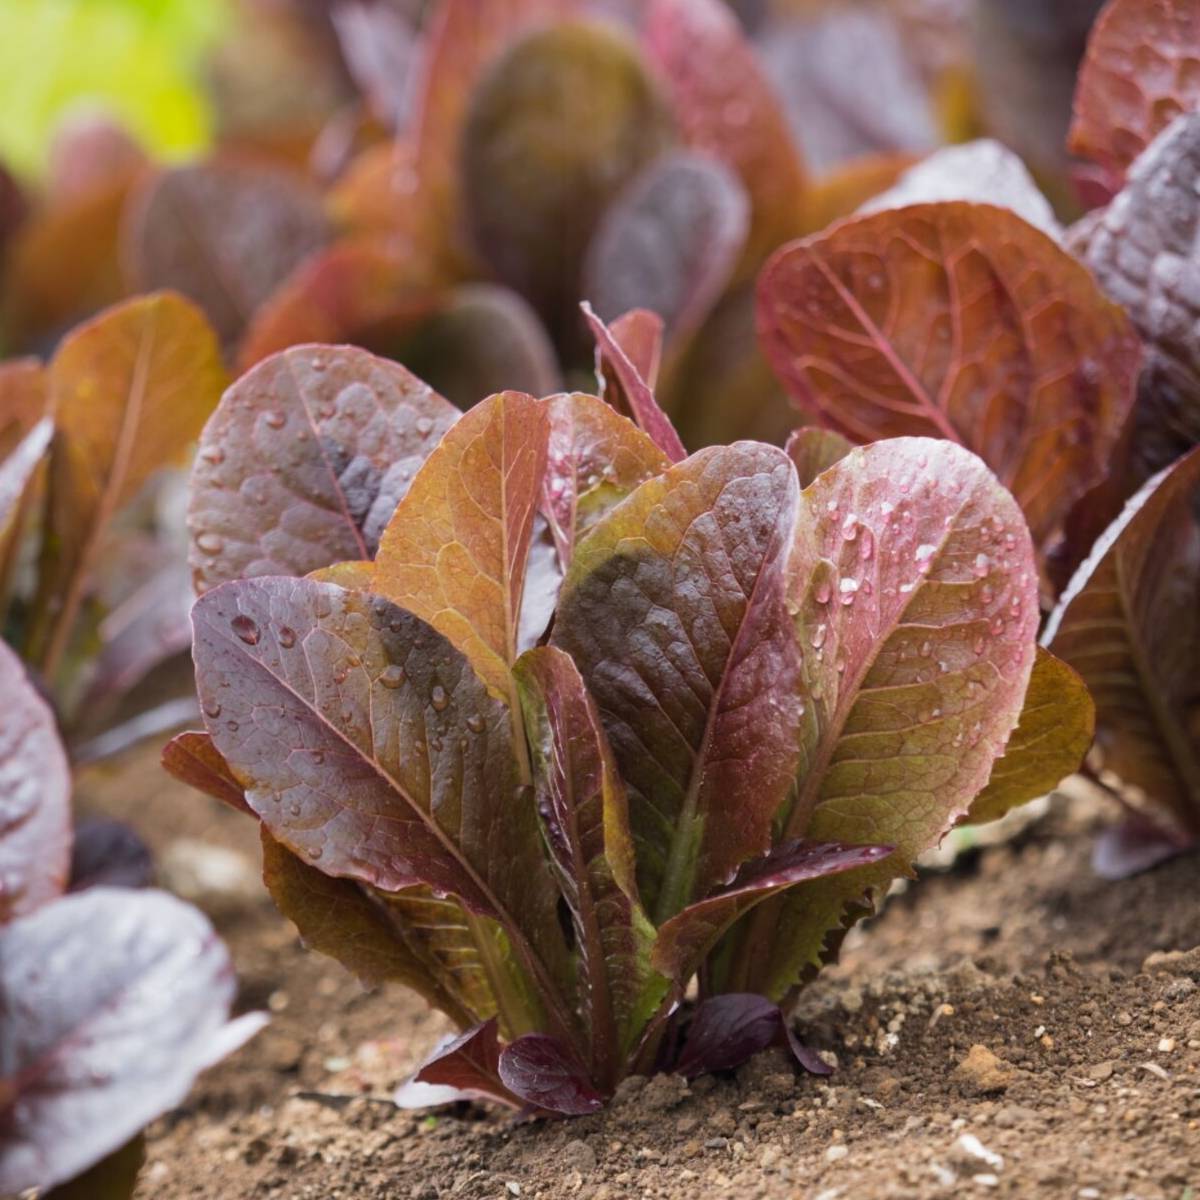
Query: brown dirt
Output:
[[75, 746, 1200, 1200]]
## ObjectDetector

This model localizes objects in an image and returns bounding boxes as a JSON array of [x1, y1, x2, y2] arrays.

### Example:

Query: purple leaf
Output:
[[652, 840, 893, 986], [1092, 817, 1194, 881], [675, 993, 830, 1078], [189, 344, 458, 594], [498, 1034, 606, 1115], [582, 303, 686, 463], [394, 1019, 520, 1110], [0, 887, 266, 1193], [0, 639, 71, 922]]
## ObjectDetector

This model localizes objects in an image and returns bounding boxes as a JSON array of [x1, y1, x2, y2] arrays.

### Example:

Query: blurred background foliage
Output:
[[0, 0, 230, 178]]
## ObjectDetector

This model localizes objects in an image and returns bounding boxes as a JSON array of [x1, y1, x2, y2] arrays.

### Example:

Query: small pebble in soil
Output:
[[825, 1144, 849, 1163]]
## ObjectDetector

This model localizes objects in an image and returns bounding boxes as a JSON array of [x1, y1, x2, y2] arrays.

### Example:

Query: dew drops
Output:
[[835, 653, 846, 674], [201, 446, 225, 465], [277, 625, 296, 649], [919, 639, 932, 657], [264, 410, 286, 429], [841, 513, 859, 541], [196, 532, 224, 556], [231, 615, 260, 645], [311, 750, 325, 764], [225, 720, 239, 732], [972, 635, 986, 657], [980, 583, 995, 605], [858, 528, 875, 561], [288, 801, 301, 816], [839, 577, 860, 604], [914, 544, 936, 572], [416, 416, 434, 437], [203, 699, 222, 719], [466, 713, 485, 734], [431, 684, 449, 712], [310, 356, 326, 373], [814, 579, 832, 605], [811, 622, 827, 649], [990, 615, 1006, 635], [380, 664, 407, 689], [973, 552, 990, 578], [307, 846, 323, 861]]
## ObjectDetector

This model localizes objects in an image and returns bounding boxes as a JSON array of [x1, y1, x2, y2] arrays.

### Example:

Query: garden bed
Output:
[[78, 745, 1200, 1200]]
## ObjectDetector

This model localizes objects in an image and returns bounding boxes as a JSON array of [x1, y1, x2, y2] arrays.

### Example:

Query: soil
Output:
[[75, 745, 1200, 1200]]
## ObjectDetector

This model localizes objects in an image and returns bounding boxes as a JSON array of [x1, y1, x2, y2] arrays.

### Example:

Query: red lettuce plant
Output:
[[0, 291, 226, 729], [167, 320, 1089, 1111], [0, 637, 264, 1196]]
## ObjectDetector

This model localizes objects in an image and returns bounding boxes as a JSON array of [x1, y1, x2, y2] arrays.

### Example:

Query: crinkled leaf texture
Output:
[[191, 576, 570, 1040], [0, 887, 265, 1194], [552, 441, 805, 923], [0, 639, 71, 922], [718, 438, 1039, 998], [1080, 112, 1200, 473], [1070, 0, 1200, 187], [1044, 443, 1200, 847], [189, 344, 458, 594], [757, 202, 1141, 553]]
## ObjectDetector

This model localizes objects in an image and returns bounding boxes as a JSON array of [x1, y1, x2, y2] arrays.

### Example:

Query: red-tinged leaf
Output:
[[121, 163, 331, 349], [395, 1019, 520, 1109], [544, 391, 671, 564], [329, 139, 425, 241], [584, 150, 749, 345], [308, 560, 376, 589], [0, 887, 266, 1194], [30, 294, 227, 681], [643, 0, 806, 270], [67, 819, 154, 893], [261, 830, 485, 1028], [373, 391, 550, 701], [0, 640, 71, 922], [515, 647, 664, 1080], [1070, 0, 1200, 184], [191, 577, 570, 1037], [757, 202, 1143, 551], [758, 7, 937, 175], [1043, 444, 1200, 843], [608, 309, 663, 390], [461, 21, 673, 340], [785, 427, 853, 489], [675, 993, 830, 1078], [583, 303, 686, 463], [551, 442, 803, 921], [966, 648, 1095, 827], [652, 840, 892, 987], [410, 0, 574, 272], [387, 284, 562, 410], [1092, 816, 1194, 880], [238, 239, 442, 371], [725, 438, 1040, 998], [1080, 112, 1200, 474], [858, 140, 1062, 240], [498, 1033, 605, 1114], [188, 345, 458, 594], [161, 731, 253, 816]]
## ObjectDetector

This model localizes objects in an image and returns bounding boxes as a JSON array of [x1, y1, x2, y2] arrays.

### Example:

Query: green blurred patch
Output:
[[0, 0, 230, 178]]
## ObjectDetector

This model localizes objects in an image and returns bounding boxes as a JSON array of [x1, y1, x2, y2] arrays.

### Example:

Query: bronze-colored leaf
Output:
[[757, 201, 1142, 552], [966, 647, 1095, 826]]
